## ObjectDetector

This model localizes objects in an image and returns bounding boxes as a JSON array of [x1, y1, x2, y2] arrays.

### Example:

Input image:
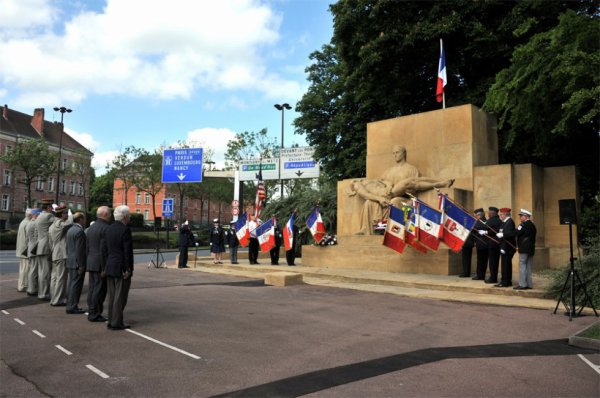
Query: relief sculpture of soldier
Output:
[[347, 145, 454, 235]]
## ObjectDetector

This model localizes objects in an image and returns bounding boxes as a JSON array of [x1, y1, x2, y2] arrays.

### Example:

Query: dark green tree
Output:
[[89, 170, 116, 209]]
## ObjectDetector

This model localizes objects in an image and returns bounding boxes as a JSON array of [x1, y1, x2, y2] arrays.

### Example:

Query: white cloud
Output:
[[91, 150, 120, 175], [65, 128, 100, 152], [0, 0, 304, 106], [186, 127, 237, 170]]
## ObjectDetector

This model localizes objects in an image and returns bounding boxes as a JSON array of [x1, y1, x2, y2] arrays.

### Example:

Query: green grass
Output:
[[578, 323, 600, 340]]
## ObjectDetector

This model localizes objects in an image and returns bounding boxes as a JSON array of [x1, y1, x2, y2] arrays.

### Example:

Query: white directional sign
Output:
[[162, 148, 203, 183], [280, 147, 320, 179], [238, 159, 279, 181]]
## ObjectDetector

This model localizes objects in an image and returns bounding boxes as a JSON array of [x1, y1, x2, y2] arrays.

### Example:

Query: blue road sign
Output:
[[162, 198, 174, 217], [162, 148, 203, 183]]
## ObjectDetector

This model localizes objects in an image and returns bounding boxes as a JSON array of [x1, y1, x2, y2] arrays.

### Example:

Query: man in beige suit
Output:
[[35, 199, 56, 300], [26, 209, 40, 296], [16, 209, 32, 292], [49, 206, 73, 306]]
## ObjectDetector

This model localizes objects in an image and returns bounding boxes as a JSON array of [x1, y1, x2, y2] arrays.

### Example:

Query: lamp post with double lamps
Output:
[[274, 103, 292, 197], [53, 106, 72, 204]]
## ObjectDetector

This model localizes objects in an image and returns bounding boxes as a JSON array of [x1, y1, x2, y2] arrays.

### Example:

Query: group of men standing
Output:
[[16, 201, 135, 330], [461, 207, 537, 290]]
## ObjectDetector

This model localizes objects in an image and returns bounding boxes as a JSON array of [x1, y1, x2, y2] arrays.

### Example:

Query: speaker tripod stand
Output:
[[147, 229, 166, 269], [553, 223, 598, 321]]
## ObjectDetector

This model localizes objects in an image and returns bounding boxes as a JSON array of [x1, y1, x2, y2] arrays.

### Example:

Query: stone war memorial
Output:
[[302, 104, 578, 275]]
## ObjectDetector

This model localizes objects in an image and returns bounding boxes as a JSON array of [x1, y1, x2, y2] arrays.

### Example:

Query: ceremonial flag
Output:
[[414, 199, 442, 251], [283, 212, 295, 251], [235, 211, 250, 247], [306, 207, 326, 244], [255, 218, 275, 252], [254, 166, 266, 219], [382, 205, 407, 254], [436, 39, 447, 105], [405, 206, 428, 254], [438, 194, 477, 252]]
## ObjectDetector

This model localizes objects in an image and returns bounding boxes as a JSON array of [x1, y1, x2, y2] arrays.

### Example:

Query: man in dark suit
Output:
[[269, 218, 283, 265], [285, 209, 299, 266], [483, 206, 502, 284], [515, 209, 537, 290], [65, 212, 87, 314], [85, 206, 111, 322], [103, 205, 134, 330], [177, 221, 195, 268], [472, 208, 489, 280], [495, 207, 517, 287]]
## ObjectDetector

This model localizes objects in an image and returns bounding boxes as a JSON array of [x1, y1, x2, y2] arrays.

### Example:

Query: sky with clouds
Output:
[[0, 0, 333, 173]]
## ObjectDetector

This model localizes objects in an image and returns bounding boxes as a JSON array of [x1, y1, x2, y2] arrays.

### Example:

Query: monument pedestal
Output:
[[301, 235, 462, 275]]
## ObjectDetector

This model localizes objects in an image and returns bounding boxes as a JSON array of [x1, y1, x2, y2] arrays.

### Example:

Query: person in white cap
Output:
[[209, 219, 225, 264], [514, 209, 537, 290]]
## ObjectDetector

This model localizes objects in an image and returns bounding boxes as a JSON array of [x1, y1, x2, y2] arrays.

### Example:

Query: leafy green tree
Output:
[[484, 10, 599, 205], [89, 170, 116, 209], [66, 148, 94, 211], [107, 146, 136, 206], [129, 148, 164, 221], [0, 138, 57, 207]]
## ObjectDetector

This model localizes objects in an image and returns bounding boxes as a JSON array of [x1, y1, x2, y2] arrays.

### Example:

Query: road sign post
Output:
[[162, 148, 203, 183]]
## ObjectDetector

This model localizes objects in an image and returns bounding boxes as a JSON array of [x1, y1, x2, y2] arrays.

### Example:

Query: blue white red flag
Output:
[[436, 39, 447, 103], [283, 212, 295, 251], [438, 194, 477, 252], [382, 205, 407, 254], [235, 212, 250, 247], [405, 206, 428, 254], [306, 207, 326, 244], [414, 199, 442, 251], [255, 218, 275, 252]]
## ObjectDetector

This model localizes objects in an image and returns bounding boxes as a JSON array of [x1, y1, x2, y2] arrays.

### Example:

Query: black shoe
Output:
[[38, 296, 51, 301], [271, 263, 279, 265], [66, 309, 86, 314], [513, 286, 527, 290], [27, 292, 38, 296], [255, 261, 260, 264], [484, 279, 497, 284], [89, 315, 108, 322], [232, 262, 239, 264], [472, 276, 484, 280], [458, 274, 470, 278], [494, 283, 509, 288], [525, 286, 533, 290], [287, 264, 295, 266], [108, 324, 130, 330], [50, 302, 66, 307]]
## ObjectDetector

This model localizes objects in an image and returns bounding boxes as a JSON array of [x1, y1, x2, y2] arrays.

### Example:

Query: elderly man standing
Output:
[[515, 209, 537, 290], [16, 208, 32, 292], [48, 206, 73, 307], [495, 208, 517, 288], [26, 209, 41, 296], [35, 198, 56, 300], [86, 206, 111, 322], [103, 205, 134, 330], [66, 212, 87, 314]]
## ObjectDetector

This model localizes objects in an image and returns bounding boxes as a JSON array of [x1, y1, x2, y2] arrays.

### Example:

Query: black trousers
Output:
[[488, 247, 500, 282], [286, 248, 296, 266], [270, 246, 280, 265], [66, 268, 85, 311], [178, 246, 188, 267], [475, 249, 489, 279], [500, 251, 515, 286], [461, 246, 473, 276], [248, 238, 259, 264], [87, 271, 107, 320]]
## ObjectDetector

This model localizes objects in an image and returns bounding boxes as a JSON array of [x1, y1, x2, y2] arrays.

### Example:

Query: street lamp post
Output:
[[53, 107, 72, 204], [274, 103, 292, 197]]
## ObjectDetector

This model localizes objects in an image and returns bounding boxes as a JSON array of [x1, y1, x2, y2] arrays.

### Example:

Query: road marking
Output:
[[14, 318, 25, 325], [56, 345, 73, 356], [32, 330, 46, 338], [86, 364, 110, 379], [125, 329, 201, 359], [578, 354, 600, 375], [2, 310, 9, 315]]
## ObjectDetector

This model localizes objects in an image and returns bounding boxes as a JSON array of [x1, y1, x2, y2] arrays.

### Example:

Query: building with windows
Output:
[[0, 105, 92, 229]]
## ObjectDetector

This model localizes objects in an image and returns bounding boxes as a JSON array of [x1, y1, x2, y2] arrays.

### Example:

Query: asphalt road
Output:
[[1, 253, 598, 397]]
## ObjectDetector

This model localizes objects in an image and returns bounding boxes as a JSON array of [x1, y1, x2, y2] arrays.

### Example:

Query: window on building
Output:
[[60, 179, 66, 194], [68, 202, 74, 209], [2, 170, 10, 186], [62, 158, 68, 171], [79, 183, 84, 196], [144, 209, 149, 220], [145, 193, 150, 204], [136, 209, 141, 213], [47, 177, 54, 192], [4, 145, 12, 155], [2, 194, 10, 211], [36, 178, 44, 191], [70, 181, 76, 195], [77, 203, 82, 210], [136, 193, 141, 204]]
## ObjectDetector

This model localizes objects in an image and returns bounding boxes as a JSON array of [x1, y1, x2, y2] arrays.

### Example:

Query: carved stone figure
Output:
[[347, 145, 454, 235]]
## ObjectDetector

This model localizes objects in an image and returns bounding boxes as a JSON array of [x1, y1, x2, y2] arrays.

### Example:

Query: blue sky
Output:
[[0, 0, 334, 174]]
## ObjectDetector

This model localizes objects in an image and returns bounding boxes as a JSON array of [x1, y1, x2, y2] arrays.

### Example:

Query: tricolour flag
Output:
[[306, 207, 326, 244], [405, 206, 428, 254], [382, 205, 407, 254], [235, 211, 250, 247], [255, 218, 275, 252], [254, 166, 266, 219], [414, 199, 442, 251], [438, 194, 477, 252], [436, 39, 447, 103], [283, 212, 295, 251]]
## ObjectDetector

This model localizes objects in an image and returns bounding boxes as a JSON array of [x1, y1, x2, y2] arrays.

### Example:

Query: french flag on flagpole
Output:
[[306, 207, 326, 244], [405, 206, 428, 254], [283, 212, 295, 251], [235, 211, 250, 247], [382, 205, 407, 254], [255, 218, 275, 252], [414, 199, 442, 251], [436, 38, 446, 107], [438, 194, 477, 252]]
